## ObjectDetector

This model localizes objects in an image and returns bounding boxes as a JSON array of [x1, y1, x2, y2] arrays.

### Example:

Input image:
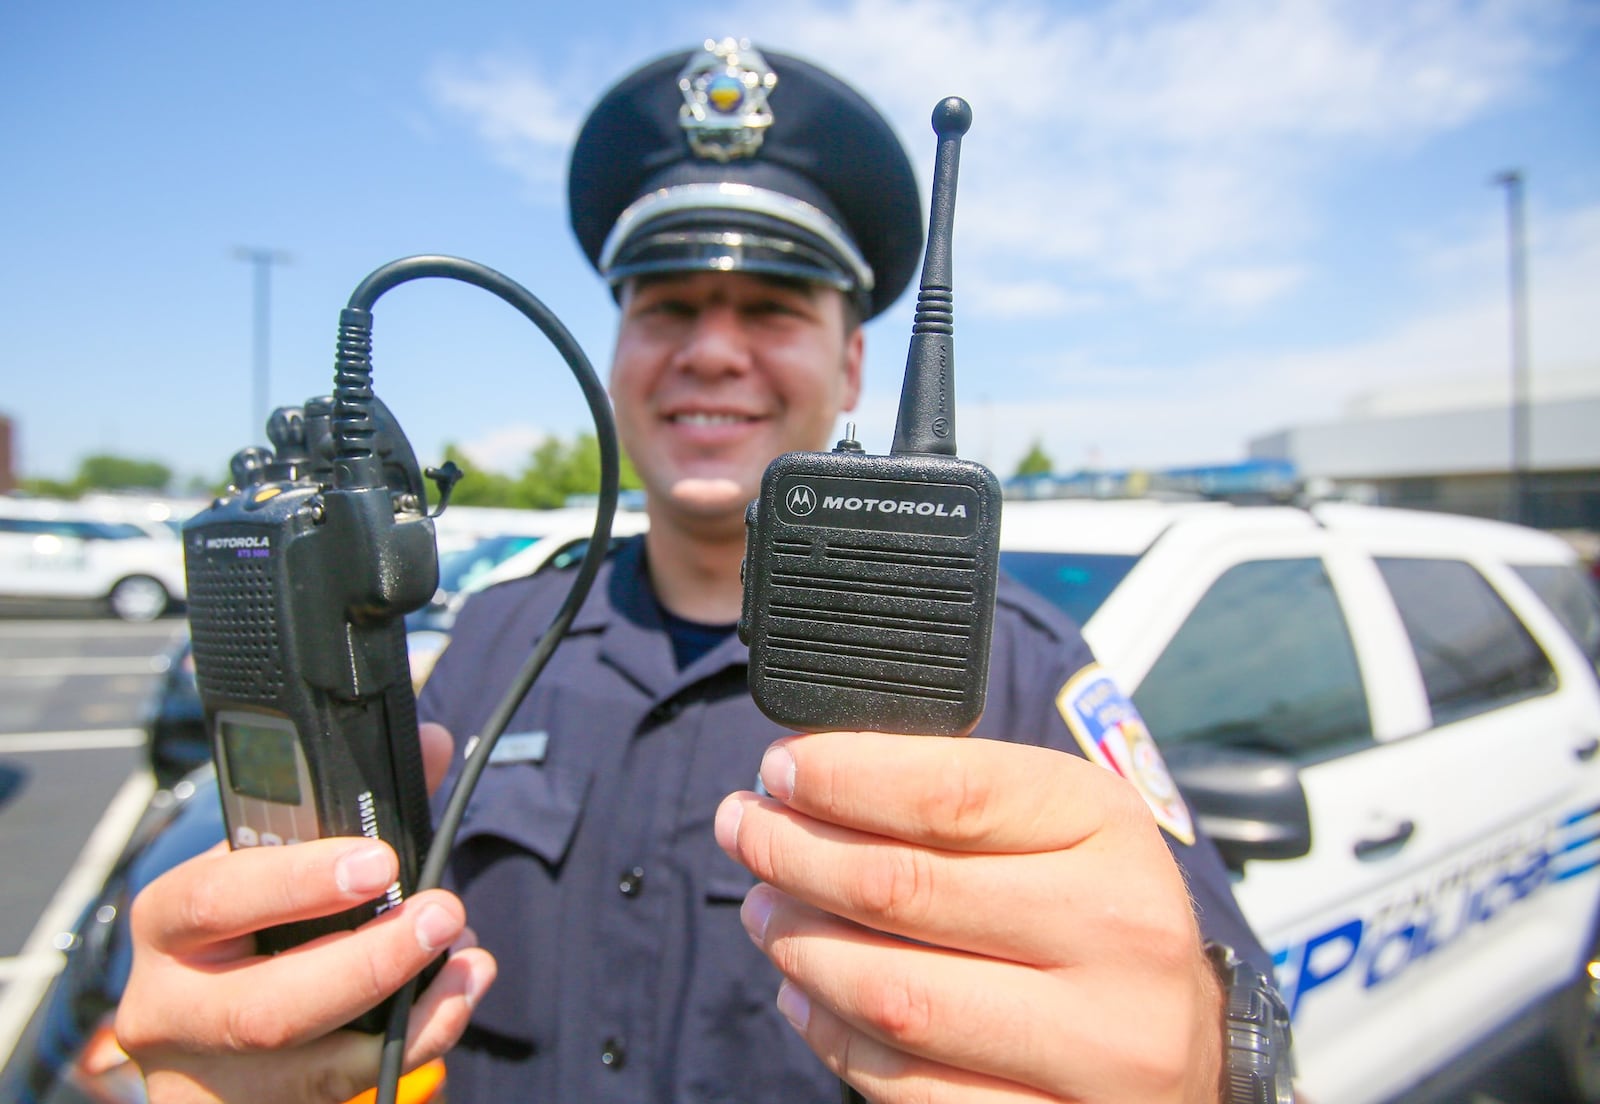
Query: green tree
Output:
[[16, 476, 80, 499], [440, 433, 641, 510], [437, 444, 519, 508], [513, 432, 642, 508], [1013, 440, 1054, 479], [77, 454, 173, 492], [515, 438, 570, 509]]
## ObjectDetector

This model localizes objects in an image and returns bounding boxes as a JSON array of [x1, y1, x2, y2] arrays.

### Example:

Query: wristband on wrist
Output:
[[1204, 941, 1296, 1104]]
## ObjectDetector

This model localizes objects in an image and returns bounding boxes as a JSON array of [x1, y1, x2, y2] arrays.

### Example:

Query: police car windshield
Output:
[[437, 535, 541, 593], [999, 551, 1137, 627]]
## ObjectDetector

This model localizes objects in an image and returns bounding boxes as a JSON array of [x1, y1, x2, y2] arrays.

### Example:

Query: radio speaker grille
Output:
[[760, 537, 977, 700], [186, 555, 283, 701]]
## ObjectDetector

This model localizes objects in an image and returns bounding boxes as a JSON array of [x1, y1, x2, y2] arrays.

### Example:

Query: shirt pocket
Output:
[[448, 761, 592, 1048], [457, 760, 590, 865], [685, 862, 835, 1102]]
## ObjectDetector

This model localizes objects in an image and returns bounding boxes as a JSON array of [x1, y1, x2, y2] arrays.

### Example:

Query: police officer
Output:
[[117, 39, 1291, 1104]]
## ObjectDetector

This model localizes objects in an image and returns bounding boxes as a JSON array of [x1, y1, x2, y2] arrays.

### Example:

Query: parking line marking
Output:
[[0, 621, 184, 640], [0, 729, 147, 754], [0, 657, 167, 677], [0, 768, 156, 1071], [0, 952, 66, 984]]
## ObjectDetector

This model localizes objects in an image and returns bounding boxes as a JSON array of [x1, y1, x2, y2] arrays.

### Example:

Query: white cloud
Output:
[[761, 0, 1556, 143], [453, 423, 551, 474], [964, 200, 1600, 475], [967, 278, 1103, 320], [1195, 264, 1309, 311], [741, 0, 1568, 312], [426, 56, 577, 188]]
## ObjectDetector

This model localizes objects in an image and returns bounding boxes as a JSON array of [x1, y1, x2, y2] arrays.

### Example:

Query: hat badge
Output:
[[677, 37, 778, 163]]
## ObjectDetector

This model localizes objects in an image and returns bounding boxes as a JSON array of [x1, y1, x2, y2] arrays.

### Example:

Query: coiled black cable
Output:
[[335, 256, 619, 1104]]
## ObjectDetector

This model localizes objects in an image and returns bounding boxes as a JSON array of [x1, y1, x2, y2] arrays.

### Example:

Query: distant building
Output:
[[0, 414, 13, 494], [1249, 368, 1600, 531]]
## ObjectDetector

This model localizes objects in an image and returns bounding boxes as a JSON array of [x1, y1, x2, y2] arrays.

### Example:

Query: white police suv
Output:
[[0, 497, 189, 621], [1000, 497, 1600, 1104]]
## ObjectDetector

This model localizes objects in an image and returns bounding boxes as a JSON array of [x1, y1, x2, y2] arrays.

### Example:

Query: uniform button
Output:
[[618, 866, 645, 897], [600, 1036, 626, 1070]]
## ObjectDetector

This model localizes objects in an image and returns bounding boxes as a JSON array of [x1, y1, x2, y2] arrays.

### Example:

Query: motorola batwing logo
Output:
[[785, 484, 818, 516]]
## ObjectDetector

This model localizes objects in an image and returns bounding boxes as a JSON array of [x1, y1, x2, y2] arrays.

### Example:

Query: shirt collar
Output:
[[579, 534, 752, 700]]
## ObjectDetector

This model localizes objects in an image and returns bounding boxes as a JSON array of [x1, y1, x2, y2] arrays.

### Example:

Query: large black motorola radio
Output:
[[182, 258, 618, 1047], [183, 392, 443, 1031]]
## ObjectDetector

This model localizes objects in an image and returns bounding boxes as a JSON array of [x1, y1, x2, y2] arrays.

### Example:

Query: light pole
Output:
[[232, 246, 292, 439], [1492, 171, 1530, 525]]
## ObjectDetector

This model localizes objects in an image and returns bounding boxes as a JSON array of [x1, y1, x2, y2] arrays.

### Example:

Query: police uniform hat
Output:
[[569, 38, 923, 321]]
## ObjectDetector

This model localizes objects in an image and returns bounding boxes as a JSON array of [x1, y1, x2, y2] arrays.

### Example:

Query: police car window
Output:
[[533, 536, 629, 575], [1376, 557, 1556, 725], [1132, 558, 1372, 761], [1513, 563, 1600, 666], [997, 552, 1137, 627]]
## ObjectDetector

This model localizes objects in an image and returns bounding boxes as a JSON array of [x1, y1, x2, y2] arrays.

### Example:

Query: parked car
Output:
[[999, 497, 1600, 1103], [0, 499, 188, 621], [406, 509, 651, 636], [21, 496, 1600, 1104], [138, 637, 206, 790]]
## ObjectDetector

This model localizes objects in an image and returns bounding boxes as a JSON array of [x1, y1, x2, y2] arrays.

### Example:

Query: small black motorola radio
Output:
[[740, 98, 1000, 737]]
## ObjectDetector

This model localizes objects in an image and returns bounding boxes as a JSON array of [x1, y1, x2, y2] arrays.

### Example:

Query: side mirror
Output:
[[1165, 744, 1312, 871]]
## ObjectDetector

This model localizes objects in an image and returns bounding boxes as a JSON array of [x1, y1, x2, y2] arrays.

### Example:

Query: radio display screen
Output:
[[220, 716, 303, 805]]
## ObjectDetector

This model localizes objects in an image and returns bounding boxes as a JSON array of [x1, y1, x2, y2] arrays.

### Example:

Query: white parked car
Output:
[[410, 509, 651, 634], [403, 509, 651, 689], [1000, 497, 1600, 1104], [0, 498, 188, 621]]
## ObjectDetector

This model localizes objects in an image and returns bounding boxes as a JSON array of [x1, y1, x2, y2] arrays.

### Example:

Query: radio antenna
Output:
[[889, 96, 972, 458]]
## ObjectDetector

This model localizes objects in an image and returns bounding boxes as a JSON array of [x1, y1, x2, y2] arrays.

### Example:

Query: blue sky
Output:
[[3, 1, 1597, 487]]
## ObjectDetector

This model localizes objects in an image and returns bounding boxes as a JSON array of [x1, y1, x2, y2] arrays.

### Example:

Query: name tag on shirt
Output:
[[476, 730, 550, 765]]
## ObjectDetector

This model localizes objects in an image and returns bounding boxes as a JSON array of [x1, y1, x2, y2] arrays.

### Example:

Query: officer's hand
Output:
[[117, 723, 497, 1103], [714, 731, 1224, 1104]]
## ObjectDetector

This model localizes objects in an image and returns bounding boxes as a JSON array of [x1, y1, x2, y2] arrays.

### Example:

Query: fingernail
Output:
[[760, 744, 795, 801], [714, 796, 744, 853], [776, 981, 810, 1033], [463, 956, 494, 1010], [415, 903, 461, 954], [336, 844, 394, 895], [741, 884, 775, 947]]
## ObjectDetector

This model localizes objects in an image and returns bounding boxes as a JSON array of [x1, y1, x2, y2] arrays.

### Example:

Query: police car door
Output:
[[0, 518, 90, 598], [1290, 543, 1600, 1102]]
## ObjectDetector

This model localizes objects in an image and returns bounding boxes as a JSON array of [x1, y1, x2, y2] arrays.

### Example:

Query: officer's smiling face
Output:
[[611, 270, 863, 532]]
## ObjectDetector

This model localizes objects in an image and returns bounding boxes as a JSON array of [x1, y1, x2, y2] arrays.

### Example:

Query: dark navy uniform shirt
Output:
[[418, 535, 1266, 1103]]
